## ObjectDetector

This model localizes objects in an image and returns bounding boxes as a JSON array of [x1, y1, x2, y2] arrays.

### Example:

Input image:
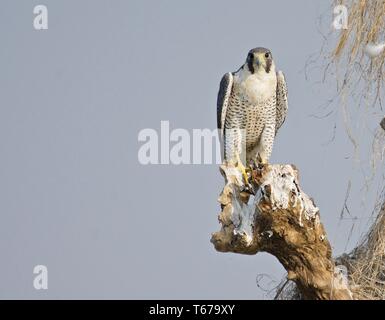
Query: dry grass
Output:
[[342, 198, 385, 299], [331, 1, 385, 300], [332, 0, 385, 107]]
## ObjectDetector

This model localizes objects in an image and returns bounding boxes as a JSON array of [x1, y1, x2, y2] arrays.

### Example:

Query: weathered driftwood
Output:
[[211, 163, 353, 300]]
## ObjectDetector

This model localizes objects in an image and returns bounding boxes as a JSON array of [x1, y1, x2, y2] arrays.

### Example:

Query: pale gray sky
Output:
[[0, 0, 380, 299]]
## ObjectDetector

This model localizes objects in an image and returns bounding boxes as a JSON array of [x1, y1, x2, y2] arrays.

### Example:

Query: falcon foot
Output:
[[235, 162, 255, 195], [236, 161, 250, 184]]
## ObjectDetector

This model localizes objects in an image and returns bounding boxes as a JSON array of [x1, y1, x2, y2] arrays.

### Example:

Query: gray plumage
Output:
[[217, 47, 288, 165]]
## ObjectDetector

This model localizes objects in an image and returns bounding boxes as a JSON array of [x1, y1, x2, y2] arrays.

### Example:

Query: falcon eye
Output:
[[265, 52, 270, 58]]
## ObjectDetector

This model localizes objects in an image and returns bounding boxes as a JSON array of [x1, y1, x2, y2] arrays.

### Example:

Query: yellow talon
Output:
[[243, 170, 249, 184], [235, 153, 249, 185], [238, 162, 249, 184]]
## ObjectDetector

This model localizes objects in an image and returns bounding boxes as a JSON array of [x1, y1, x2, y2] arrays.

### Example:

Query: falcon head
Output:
[[246, 47, 274, 74]]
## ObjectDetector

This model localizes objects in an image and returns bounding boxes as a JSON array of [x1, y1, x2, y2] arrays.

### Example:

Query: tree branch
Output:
[[211, 163, 353, 300]]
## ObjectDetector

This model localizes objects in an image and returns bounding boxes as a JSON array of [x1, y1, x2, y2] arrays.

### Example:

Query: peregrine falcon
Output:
[[217, 47, 288, 183]]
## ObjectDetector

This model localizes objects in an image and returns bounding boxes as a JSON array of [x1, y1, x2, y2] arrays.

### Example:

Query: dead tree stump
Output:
[[211, 163, 353, 300]]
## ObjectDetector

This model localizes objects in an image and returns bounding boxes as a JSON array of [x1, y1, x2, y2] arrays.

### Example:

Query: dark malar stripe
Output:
[[247, 53, 254, 74], [265, 59, 272, 73]]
